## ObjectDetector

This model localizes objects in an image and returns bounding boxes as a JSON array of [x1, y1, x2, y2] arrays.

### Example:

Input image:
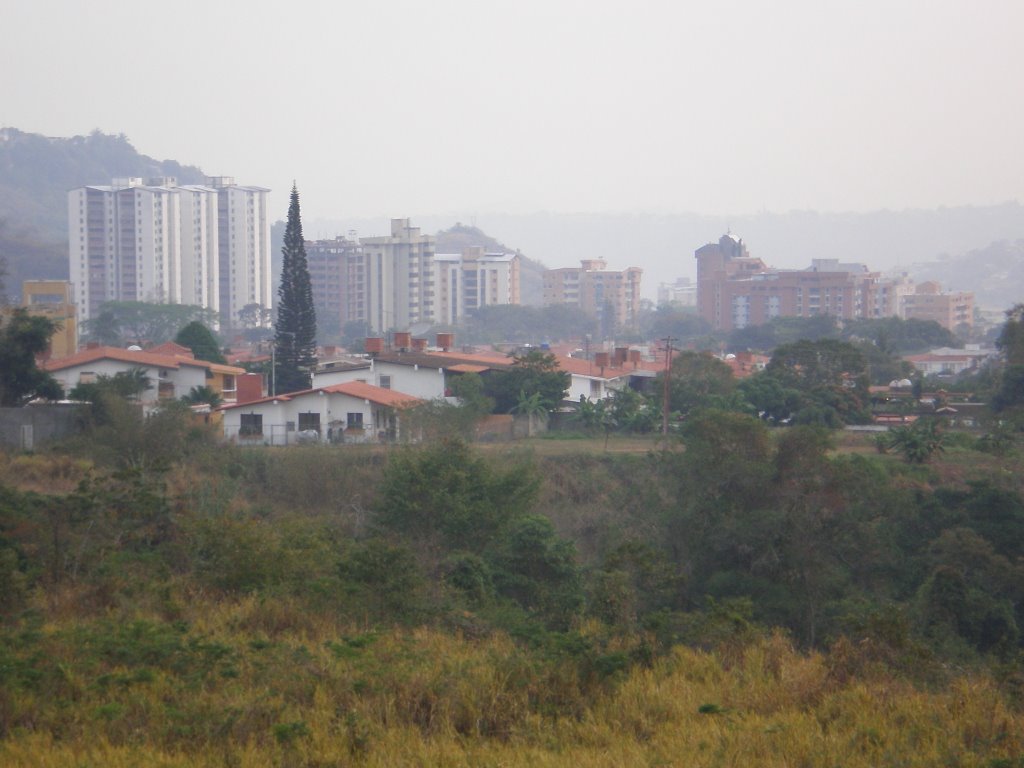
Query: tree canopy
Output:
[[174, 321, 226, 364], [82, 301, 218, 346], [660, 351, 737, 419], [273, 185, 317, 394], [0, 309, 62, 405], [483, 350, 570, 414]]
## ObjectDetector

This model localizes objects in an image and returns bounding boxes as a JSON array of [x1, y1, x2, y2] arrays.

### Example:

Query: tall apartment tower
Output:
[[306, 234, 363, 335], [69, 177, 182, 323], [69, 177, 271, 329], [358, 218, 436, 332], [176, 184, 221, 313], [209, 177, 272, 327]]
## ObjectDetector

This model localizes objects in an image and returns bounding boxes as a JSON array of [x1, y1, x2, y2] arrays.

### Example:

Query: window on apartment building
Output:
[[590, 380, 602, 398], [378, 374, 391, 390], [346, 412, 364, 429], [239, 413, 263, 437]]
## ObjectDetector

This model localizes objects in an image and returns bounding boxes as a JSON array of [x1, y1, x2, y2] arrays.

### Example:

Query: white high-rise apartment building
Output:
[[69, 177, 181, 323], [210, 177, 272, 327], [69, 177, 272, 328], [359, 218, 436, 332], [176, 184, 221, 312]]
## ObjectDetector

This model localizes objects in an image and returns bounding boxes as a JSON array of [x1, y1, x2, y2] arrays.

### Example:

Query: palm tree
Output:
[[512, 389, 549, 436], [182, 385, 223, 408], [887, 419, 946, 463]]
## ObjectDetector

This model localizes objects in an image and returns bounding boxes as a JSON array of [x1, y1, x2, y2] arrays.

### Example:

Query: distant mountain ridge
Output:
[[434, 223, 545, 306], [908, 239, 1024, 312], [2, 127, 1023, 312], [0, 127, 206, 239], [0, 128, 208, 301]]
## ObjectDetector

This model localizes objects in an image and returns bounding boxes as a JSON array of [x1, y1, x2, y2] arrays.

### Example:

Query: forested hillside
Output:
[[910, 239, 1024, 311], [1, 408, 1023, 764], [435, 222, 546, 305], [0, 128, 206, 300]]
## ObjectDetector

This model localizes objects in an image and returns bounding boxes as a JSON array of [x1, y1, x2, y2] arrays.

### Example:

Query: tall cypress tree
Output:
[[274, 184, 317, 394]]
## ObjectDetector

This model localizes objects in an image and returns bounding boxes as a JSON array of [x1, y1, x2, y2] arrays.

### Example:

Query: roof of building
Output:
[[447, 363, 491, 373], [321, 381, 423, 408], [316, 359, 373, 374], [220, 380, 422, 411], [149, 341, 193, 357], [42, 345, 246, 376]]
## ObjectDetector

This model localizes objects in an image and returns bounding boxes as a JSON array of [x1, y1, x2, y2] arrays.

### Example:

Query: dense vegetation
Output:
[[1, 402, 1024, 763]]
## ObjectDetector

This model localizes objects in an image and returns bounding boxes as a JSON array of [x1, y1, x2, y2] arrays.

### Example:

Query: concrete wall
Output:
[[0, 405, 84, 450]]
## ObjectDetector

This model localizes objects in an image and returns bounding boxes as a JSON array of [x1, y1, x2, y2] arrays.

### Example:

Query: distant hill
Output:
[[0, 127, 206, 300], [3, 126, 1023, 312], [304, 205, 1024, 307], [908, 239, 1024, 312], [435, 222, 545, 305]]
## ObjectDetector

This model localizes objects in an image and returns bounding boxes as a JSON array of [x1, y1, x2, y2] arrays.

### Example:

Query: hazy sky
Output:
[[3, 0, 1023, 224]]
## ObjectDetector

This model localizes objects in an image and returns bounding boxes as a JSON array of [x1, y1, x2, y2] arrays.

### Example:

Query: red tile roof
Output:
[[41, 345, 245, 376], [220, 381, 423, 411], [321, 381, 423, 408]]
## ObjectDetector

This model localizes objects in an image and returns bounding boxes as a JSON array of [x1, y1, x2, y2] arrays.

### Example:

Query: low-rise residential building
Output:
[[42, 345, 246, 407], [903, 345, 996, 376], [219, 380, 422, 445]]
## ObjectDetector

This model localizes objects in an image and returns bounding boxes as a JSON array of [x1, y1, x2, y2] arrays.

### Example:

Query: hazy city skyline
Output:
[[4, 0, 1023, 225]]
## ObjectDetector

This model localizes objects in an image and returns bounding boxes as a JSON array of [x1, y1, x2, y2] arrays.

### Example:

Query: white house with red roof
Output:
[[42, 345, 247, 407], [219, 381, 423, 445], [903, 345, 997, 376]]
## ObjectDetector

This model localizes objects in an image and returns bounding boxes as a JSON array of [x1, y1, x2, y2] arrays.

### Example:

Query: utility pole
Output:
[[661, 336, 676, 436]]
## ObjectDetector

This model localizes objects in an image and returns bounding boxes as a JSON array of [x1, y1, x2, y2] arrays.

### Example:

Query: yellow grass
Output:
[[2, 609, 1021, 767]]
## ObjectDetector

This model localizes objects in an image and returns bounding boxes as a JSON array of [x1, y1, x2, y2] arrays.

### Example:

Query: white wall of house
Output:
[[222, 390, 406, 445], [313, 360, 447, 400], [566, 373, 627, 403], [51, 360, 207, 404]]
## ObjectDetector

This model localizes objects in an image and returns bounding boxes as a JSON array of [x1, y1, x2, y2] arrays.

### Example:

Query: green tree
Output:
[[82, 309, 123, 346], [174, 321, 226, 364], [377, 439, 539, 552], [639, 305, 712, 345], [886, 419, 947, 463], [764, 338, 871, 425], [491, 514, 583, 628], [738, 372, 802, 423], [182, 385, 223, 408], [484, 350, 570, 414], [83, 301, 217, 345], [274, 184, 317, 394], [448, 371, 495, 416], [993, 305, 1024, 415], [996, 304, 1024, 365], [69, 367, 151, 403], [842, 317, 958, 354], [237, 302, 271, 330], [0, 308, 63, 405], [659, 351, 737, 419]]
